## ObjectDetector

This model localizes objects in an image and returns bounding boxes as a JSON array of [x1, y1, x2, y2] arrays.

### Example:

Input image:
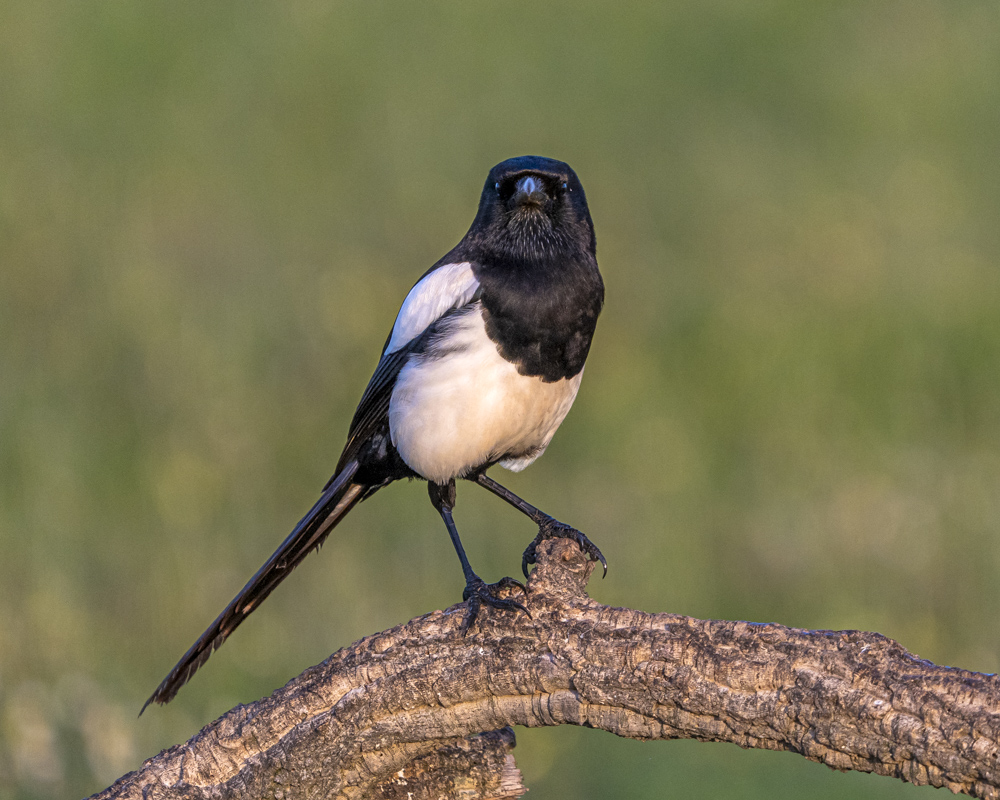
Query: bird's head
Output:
[[470, 156, 596, 263]]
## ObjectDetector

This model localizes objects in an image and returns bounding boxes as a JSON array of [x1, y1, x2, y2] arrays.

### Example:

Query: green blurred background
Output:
[[2, 1, 999, 797]]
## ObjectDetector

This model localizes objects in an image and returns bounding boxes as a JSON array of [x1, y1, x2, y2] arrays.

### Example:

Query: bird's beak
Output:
[[513, 175, 547, 207]]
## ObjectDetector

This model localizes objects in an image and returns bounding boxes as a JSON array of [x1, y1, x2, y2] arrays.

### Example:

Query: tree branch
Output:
[[94, 539, 1000, 799]]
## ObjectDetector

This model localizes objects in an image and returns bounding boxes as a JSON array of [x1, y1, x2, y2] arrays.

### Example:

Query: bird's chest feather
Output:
[[387, 305, 582, 484], [473, 255, 603, 382]]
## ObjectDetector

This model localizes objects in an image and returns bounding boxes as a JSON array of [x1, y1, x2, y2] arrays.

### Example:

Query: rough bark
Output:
[[94, 539, 1000, 799]]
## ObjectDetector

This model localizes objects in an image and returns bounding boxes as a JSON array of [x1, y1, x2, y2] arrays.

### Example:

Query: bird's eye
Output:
[[495, 182, 500, 192], [562, 181, 569, 191]]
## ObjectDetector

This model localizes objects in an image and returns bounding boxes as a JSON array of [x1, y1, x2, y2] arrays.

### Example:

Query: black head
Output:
[[466, 156, 596, 263]]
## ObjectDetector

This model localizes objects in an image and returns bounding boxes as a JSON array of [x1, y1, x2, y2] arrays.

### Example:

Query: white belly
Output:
[[388, 307, 583, 484]]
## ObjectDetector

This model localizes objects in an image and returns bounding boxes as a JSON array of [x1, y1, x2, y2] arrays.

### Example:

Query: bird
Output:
[[142, 155, 605, 712]]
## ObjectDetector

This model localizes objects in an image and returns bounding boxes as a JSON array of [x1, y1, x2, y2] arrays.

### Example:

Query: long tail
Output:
[[141, 460, 366, 713]]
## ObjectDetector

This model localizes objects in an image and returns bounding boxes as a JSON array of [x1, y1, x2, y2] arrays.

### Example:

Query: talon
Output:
[[460, 576, 531, 635], [521, 551, 532, 580], [494, 575, 527, 598], [460, 595, 481, 636]]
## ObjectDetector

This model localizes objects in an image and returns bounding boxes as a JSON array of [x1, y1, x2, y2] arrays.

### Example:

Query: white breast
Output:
[[388, 306, 583, 484]]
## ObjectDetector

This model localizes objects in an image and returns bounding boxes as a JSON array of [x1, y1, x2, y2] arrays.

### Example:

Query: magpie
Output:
[[143, 155, 605, 711]]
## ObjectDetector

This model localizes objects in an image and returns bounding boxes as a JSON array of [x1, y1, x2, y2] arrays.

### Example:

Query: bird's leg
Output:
[[427, 480, 528, 635], [472, 472, 607, 579]]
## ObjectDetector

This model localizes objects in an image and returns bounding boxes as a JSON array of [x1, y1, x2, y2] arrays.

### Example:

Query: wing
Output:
[[335, 261, 481, 474], [384, 261, 479, 354], [146, 263, 483, 709]]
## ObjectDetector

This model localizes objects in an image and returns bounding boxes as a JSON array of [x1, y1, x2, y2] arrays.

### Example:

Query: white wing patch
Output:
[[385, 262, 480, 355]]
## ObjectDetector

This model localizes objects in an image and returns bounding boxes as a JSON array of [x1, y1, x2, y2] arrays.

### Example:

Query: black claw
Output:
[[460, 576, 531, 635], [493, 575, 527, 597], [522, 518, 607, 578]]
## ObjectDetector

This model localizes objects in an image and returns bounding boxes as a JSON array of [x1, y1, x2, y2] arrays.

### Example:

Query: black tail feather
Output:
[[141, 460, 366, 713]]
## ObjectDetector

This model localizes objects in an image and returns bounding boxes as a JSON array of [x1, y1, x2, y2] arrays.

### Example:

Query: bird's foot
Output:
[[460, 576, 529, 636], [522, 517, 607, 579]]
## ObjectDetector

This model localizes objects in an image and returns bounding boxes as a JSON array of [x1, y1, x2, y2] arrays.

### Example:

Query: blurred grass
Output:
[[1, 1, 998, 797]]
